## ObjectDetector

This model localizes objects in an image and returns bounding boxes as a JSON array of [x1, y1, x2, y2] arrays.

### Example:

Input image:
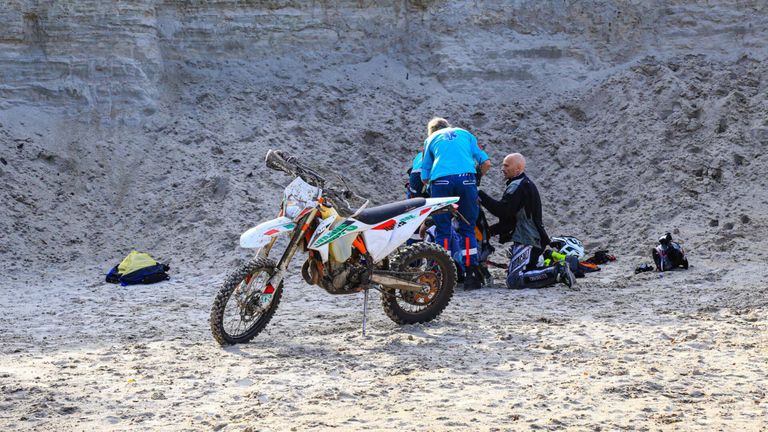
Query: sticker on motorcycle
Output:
[[313, 220, 358, 247], [397, 214, 416, 228], [373, 220, 396, 231], [264, 224, 296, 236], [260, 284, 276, 305]]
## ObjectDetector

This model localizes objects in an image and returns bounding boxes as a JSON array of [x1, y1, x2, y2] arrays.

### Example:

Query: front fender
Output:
[[240, 217, 296, 248]]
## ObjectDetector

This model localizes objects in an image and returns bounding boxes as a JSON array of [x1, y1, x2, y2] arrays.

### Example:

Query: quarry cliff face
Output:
[[1, 1, 428, 120], [2, 1, 766, 119], [1, 1, 767, 272]]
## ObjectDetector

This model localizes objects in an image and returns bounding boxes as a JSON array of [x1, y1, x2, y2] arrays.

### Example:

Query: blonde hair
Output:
[[427, 117, 451, 136]]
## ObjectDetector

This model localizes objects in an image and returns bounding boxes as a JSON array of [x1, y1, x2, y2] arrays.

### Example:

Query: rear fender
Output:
[[364, 196, 460, 261], [424, 196, 460, 210], [240, 217, 296, 248]]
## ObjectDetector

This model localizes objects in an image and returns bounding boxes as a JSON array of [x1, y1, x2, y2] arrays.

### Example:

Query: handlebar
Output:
[[265, 149, 364, 216]]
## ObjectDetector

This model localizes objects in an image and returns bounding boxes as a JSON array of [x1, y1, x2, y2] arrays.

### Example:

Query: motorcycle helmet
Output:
[[658, 232, 673, 246], [550, 236, 585, 259]]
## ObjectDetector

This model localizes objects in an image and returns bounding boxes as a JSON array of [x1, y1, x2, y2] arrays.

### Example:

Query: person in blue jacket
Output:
[[404, 150, 429, 246], [420, 117, 491, 290], [406, 150, 427, 199]]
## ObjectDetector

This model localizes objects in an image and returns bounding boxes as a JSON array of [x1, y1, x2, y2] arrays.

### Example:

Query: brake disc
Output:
[[401, 272, 438, 305]]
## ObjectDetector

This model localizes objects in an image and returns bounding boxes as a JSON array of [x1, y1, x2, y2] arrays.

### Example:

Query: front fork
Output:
[[256, 238, 276, 261], [262, 209, 319, 290]]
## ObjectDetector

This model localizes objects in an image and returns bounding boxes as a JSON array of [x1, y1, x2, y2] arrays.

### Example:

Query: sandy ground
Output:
[[1, 257, 766, 431]]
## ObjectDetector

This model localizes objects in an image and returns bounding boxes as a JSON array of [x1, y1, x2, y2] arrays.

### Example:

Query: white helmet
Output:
[[550, 236, 585, 259]]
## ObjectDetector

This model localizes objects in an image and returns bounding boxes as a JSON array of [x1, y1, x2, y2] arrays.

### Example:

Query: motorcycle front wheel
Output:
[[381, 242, 456, 324], [210, 257, 283, 345]]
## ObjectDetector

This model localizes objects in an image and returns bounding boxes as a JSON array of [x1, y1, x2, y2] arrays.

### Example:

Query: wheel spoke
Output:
[[395, 257, 443, 313], [222, 271, 270, 338], [211, 258, 284, 345], [380, 243, 455, 326]]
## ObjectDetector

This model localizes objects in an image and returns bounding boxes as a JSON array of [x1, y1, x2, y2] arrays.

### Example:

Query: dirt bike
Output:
[[210, 150, 460, 345]]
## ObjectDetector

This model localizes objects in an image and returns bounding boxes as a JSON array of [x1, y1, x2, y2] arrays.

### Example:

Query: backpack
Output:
[[106, 251, 170, 286], [652, 233, 688, 272], [475, 209, 495, 263]]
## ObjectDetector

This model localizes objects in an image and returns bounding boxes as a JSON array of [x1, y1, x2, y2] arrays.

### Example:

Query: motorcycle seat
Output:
[[354, 198, 426, 225]]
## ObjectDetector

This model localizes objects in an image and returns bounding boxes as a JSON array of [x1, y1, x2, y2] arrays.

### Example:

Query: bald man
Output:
[[478, 153, 575, 289]]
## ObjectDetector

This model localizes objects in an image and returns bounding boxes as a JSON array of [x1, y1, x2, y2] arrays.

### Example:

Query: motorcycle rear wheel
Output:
[[381, 242, 456, 324], [210, 257, 283, 345]]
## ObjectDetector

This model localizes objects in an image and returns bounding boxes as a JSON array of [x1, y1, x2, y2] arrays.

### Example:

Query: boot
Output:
[[555, 261, 577, 290], [463, 266, 481, 291], [478, 264, 492, 287], [456, 266, 465, 283]]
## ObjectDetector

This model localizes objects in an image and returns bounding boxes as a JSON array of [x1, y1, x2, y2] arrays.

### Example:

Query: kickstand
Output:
[[361, 287, 370, 338]]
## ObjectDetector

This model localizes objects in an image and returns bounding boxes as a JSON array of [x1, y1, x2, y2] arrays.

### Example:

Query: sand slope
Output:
[[1, 1, 767, 430]]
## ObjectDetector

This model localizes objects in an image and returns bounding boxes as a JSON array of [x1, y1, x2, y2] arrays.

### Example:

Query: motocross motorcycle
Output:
[[210, 150, 460, 345]]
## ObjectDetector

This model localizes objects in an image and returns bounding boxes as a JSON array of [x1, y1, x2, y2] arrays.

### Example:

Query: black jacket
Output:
[[478, 173, 549, 248]]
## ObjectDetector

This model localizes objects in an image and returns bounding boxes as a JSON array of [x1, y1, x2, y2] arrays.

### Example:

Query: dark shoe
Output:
[[634, 263, 654, 274], [556, 262, 577, 290], [463, 266, 481, 291], [478, 264, 492, 286]]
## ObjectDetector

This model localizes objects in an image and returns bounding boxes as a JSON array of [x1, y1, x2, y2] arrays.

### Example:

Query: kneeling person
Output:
[[478, 153, 575, 289]]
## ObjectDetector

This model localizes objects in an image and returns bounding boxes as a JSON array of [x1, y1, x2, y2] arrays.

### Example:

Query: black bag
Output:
[[652, 233, 688, 272]]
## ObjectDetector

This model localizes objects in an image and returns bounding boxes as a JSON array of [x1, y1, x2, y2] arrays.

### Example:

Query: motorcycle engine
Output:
[[320, 262, 369, 294]]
